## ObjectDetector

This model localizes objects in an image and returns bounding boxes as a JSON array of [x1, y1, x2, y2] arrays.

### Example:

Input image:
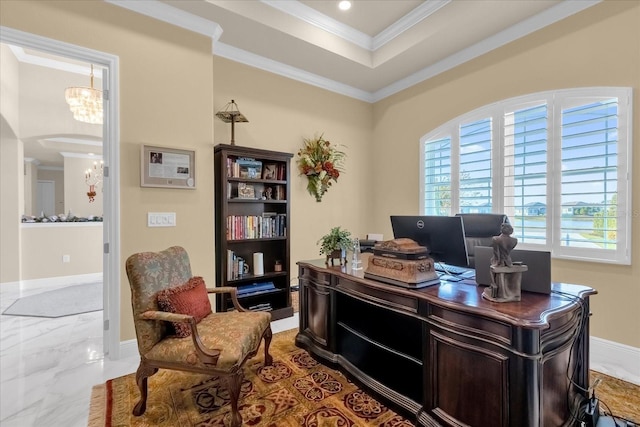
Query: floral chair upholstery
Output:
[[125, 246, 273, 427]]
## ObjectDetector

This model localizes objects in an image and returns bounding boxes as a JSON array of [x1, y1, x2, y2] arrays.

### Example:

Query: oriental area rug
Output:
[[88, 328, 413, 427], [89, 328, 640, 426]]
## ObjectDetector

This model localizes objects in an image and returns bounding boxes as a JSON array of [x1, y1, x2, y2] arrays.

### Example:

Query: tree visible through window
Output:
[[420, 88, 632, 265]]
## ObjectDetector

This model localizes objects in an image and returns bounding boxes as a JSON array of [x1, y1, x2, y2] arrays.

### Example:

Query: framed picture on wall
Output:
[[141, 145, 196, 189]]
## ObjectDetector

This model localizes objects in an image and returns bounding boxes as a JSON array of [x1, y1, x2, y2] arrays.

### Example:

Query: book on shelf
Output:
[[274, 185, 285, 200], [227, 249, 235, 279], [227, 214, 287, 240], [261, 163, 286, 181], [226, 250, 250, 280], [248, 302, 272, 312]]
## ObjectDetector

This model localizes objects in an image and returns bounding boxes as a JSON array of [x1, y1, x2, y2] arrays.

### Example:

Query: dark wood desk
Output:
[[295, 256, 596, 427]]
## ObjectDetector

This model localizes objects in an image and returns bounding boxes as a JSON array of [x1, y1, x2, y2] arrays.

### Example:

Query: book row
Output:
[[227, 214, 287, 240]]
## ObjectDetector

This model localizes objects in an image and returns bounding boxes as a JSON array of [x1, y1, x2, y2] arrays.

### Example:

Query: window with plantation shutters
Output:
[[503, 102, 549, 246], [460, 118, 492, 212], [423, 137, 452, 216], [420, 87, 632, 265]]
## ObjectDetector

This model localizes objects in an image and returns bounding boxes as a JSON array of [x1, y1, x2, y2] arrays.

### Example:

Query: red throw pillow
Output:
[[157, 276, 212, 337]]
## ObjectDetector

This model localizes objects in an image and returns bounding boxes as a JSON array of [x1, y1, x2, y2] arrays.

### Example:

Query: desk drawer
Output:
[[300, 266, 330, 287], [428, 305, 512, 346], [337, 277, 419, 314]]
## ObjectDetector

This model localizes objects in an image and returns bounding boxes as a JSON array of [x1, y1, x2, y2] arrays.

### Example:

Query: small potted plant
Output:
[[317, 226, 353, 266]]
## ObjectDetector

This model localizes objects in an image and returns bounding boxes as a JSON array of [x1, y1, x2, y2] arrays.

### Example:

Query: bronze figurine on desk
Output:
[[482, 223, 528, 302]]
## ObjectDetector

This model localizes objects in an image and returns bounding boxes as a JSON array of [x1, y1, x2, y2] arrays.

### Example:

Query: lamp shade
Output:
[[215, 100, 248, 145], [215, 99, 248, 123]]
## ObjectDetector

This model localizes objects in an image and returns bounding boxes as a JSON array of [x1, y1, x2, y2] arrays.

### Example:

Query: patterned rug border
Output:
[[88, 381, 107, 427]]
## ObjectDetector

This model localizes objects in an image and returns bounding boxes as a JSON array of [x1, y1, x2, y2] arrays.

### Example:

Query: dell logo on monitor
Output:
[[417, 220, 424, 229]]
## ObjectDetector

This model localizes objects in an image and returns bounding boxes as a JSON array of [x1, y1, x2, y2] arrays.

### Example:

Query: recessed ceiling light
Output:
[[338, 1, 351, 11]]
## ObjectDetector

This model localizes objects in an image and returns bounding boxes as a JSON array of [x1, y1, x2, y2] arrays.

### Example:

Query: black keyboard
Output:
[[435, 263, 473, 276]]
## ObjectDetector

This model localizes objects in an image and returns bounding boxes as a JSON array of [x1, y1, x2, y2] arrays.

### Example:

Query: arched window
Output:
[[421, 87, 632, 264]]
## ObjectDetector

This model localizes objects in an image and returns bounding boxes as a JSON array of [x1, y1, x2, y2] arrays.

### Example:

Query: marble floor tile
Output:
[[0, 279, 299, 426]]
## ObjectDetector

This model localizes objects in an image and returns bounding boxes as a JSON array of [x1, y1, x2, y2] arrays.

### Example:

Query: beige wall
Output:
[[64, 156, 103, 217], [2, 0, 638, 350], [20, 223, 102, 280], [0, 131, 23, 283], [1, 0, 215, 341], [0, 43, 19, 132], [372, 0, 640, 347], [18, 63, 103, 139], [0, 42, 22, 283], [24, 160, 37, 215], [213, 57, 374, 266]]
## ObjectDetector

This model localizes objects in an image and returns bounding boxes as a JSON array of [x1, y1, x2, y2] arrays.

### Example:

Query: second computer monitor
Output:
[[390, 215, 469, 267]]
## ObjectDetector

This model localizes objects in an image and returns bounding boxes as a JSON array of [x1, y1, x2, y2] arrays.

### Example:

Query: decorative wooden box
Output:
[[364, 239, 439, 288]]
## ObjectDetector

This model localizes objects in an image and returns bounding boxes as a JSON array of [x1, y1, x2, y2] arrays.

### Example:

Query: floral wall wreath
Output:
[[296, 133, 346, 202]]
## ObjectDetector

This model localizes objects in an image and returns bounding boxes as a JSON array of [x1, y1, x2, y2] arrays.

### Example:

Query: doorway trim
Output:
[[1, 26, 121, 359]]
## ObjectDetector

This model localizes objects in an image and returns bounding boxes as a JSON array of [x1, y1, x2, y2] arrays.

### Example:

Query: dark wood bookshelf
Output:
[[214, 144, 293, 320]]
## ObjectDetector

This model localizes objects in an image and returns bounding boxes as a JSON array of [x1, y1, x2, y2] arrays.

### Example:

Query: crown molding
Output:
[[214, 42, 374, 103], [24, 157, 41, 166], [59, 152, 103, 159], [44, 137, 103, 147], [8, 45, 97, 76], [261, 0, 451, 52], [260, 0, 372, 50], [372, 0, 450, 50], [371, 0, 602, 102], [104, 0, 223, 41], [37, 165, 64, 171], [106, 0, 602, 103]]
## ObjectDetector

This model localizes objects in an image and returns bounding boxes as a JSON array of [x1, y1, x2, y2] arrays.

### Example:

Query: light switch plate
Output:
[[148, 212, 176, 227]]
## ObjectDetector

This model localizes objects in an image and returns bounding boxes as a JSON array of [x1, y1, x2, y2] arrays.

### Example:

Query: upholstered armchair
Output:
[[455, 213, 510, 267], [125, 246, 273, 427]]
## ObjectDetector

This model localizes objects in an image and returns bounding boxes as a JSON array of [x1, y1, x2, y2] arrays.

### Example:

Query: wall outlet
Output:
[[62, 255, 70, 263]]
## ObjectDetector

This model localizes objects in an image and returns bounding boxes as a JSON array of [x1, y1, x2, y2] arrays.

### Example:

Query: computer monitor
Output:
[[390, 215, 469, 267]]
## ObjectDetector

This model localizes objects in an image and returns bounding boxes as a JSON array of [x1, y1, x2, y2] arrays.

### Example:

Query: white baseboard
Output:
[[1, 272, 103, 288], [118, 338, 139, 360], [590, 336, 640, 386]]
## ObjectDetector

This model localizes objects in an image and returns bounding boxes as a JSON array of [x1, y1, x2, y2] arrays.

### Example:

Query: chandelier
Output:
[[65, 64, 103, 125], [85, 160, 103, 202]]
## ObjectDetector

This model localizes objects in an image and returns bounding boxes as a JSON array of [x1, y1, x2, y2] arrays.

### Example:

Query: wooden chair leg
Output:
[[224, 372, 244, 427], [133, 362, 158, 416], [264, 327, 273, 366]]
